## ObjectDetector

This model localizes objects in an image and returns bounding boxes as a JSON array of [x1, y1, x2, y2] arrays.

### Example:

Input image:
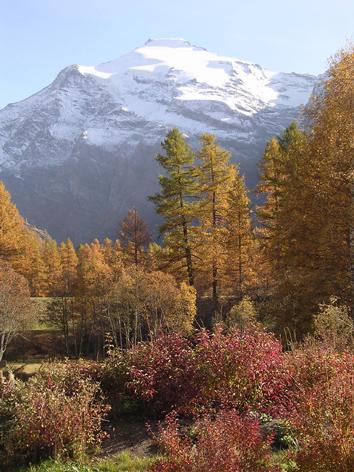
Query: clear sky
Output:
[[0, 0, 353, 109]]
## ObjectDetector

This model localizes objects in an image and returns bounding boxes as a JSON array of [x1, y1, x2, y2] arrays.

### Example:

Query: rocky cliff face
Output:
[[0, 38, 318, 242]]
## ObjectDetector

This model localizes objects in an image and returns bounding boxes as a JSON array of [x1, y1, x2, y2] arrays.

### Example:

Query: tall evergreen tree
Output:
[[196, 133, 234, 308], [44, 240, 62, 296], [224, 167, 256, 298], [150, 129, 199, 285], [0, 181, 29, 271]]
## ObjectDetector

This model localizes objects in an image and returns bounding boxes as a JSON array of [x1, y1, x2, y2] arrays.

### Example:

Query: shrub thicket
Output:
[[151, 410, 279, 472], [0, 362, 109, 468]]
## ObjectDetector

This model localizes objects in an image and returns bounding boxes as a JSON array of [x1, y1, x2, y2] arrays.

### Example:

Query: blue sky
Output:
[[0, 0, 353, 109]]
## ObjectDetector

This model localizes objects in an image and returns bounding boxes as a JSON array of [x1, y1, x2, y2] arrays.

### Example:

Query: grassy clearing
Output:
[[18, 451, 297, 472], [20, 452, 160, 472], [6, 360, 42, 376]]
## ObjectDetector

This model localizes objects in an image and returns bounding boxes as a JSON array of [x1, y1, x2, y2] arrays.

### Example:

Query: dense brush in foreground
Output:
[[1, 322, 353, 471]]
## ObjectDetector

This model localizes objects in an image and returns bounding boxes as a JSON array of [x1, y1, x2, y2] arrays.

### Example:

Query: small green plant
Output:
[[313, 297, 353, 350], [226, 297, 258, 330]]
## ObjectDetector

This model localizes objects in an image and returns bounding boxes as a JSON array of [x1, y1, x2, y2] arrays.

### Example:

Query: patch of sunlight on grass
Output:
[[19, 452, 161, 471]]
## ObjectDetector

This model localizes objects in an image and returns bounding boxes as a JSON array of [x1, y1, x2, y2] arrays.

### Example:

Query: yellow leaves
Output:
[[0, 180, 32, 273]]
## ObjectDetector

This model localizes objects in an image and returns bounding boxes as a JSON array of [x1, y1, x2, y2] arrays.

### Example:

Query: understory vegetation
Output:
[[1, 324, 353, 470], [0, 46, 353, 471]]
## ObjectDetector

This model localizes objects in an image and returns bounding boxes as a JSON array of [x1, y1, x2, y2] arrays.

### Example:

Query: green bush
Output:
[[313, 297, 353, 350]]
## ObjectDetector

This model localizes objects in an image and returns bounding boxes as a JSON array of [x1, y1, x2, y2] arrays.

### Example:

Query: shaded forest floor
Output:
[[100, 418, 157, 459]]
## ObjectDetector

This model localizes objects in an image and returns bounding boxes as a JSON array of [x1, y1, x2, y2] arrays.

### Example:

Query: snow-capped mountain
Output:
[[0, 39, 318, 242]]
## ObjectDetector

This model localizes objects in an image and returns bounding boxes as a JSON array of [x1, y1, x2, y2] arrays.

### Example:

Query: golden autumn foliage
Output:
[[119, 208, 151, 265], [195, 133, 234, 309], [0, 181, 43, 278], [257, 47, 354, 334], [0, 262, 38, 361], [224, 167, 257, 298], [0, 47, 351, 342]]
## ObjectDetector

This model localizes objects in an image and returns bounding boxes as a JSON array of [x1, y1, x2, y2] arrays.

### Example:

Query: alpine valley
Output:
[[0, 38, 318, 242]]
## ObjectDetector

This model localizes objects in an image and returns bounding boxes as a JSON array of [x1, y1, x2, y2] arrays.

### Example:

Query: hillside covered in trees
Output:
[[0, 46, 353, 472]]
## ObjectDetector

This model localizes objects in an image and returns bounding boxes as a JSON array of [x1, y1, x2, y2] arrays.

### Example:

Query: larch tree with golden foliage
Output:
[[0, 181, 34, 275], [60, 239, 78, 296], [43, 239, 63, 296], [150, 129, 199, 286], [257, 47, 354, 333], [305, 46, 354, 314], [257, 123, 313, 331], [224, 167, 256, 299], [196, 133, 234, 310], [77, 240, 112, 297], [29, 245, 47, 296]]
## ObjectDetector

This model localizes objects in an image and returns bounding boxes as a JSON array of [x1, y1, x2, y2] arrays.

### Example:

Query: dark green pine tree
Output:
[[150, 129, 199, 286]]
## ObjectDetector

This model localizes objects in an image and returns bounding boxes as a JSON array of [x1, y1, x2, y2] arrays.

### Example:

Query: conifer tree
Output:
[[196, 133, 234, 308], [101, 238, 124, 279], [224, 167, 255, 298], [44, 239, 62, 296], [111, 240, 124, 278], [257, 88, 353, 334], [256, 136, 284, 269], [29, 245, 47, 296], [119, 208, 151, 265], [102, 238, 114, 265], [77, 240, 112, 296], [60, 239, 78, 296], [305, 47, 354, 313], [257, 123, 311, 331], [150, 129, 199, 285], [0, 181, 28, 270]]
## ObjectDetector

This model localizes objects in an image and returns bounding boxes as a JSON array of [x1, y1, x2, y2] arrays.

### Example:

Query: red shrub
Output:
[[285, 344, 354, 471], [285, 341, 352, 392], [1, 362, 110, 465], [192, 326, 289, 415], [128, 327, 289, 416], [150, 410, 279, 472], [127, 333, 196, 415]]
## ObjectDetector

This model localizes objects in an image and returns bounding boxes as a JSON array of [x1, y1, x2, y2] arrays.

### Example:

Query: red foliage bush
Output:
[[0, 362, 110, 466], [127, 326, 288, 416], [285, 343, 354, 471], [192, 326, 289, 415], [285, 340, 352, 392], [150, 410, 279, 472], [127, 333, 197, 415]]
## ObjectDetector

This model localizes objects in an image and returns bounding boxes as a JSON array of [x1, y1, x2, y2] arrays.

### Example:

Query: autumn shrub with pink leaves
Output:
[[150, 409, 280, 472], [127, 333, 197, 415], [127, 326, 289, 416], [0, 362, 110, 467], [284, 343, 354, 472], [191, 326, 290, 415]]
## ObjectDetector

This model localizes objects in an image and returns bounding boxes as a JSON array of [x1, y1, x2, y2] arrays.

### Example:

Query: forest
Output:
[[0, 47, 353, 471]]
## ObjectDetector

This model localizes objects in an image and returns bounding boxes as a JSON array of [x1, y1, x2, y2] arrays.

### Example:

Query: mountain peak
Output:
[[0, 39, 319, 242], [143, 38, 195, 49]]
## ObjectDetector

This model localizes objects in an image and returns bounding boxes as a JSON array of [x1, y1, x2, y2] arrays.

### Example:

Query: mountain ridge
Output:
[[0, 39, 319, 242]]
